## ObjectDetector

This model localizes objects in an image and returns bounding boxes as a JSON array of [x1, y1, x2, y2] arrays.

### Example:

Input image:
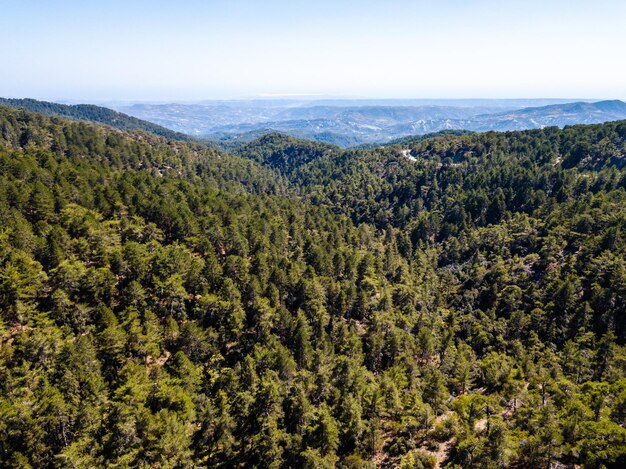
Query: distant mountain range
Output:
[[113, 99, 626, 147], [4, 97, 626, 148], [467, 100, 626, 131]]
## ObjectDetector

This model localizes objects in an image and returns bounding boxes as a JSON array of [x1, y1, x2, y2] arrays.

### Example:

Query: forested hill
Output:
[[241, 122, 626, 228], [382, 129, 474, 148], [2, 105, 626, 468], [234, 132, 339, 175], [0, 97, 193, 142], [0, 105, 289, 195]]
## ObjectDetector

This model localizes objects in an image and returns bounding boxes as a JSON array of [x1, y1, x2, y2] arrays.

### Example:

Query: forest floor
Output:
[[422, 413, 455, 468]]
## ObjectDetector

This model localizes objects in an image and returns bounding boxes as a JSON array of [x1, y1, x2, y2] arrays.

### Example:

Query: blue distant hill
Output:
[[115, 99, 626, 147]]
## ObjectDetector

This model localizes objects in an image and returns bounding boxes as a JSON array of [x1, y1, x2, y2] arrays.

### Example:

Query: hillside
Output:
[[234, 132, 339, 175], [469, 100, 626, 131], [117, 99, 626, 147], [2, 106, 626, 467], [0, 97, 193, 141]]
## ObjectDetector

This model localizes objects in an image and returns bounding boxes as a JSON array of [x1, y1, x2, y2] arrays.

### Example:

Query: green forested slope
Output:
[[2, 106, 626, 468], [0, 97, 193, 142], [234, 132, 339, 176]]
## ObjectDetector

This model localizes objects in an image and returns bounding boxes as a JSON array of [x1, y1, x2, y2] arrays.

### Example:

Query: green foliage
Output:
[[1, 105, 626, 467], [0, 97, 193, 141]]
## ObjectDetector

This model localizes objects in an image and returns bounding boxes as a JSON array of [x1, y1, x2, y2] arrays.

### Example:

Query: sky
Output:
[[2, 0, 626, 102]]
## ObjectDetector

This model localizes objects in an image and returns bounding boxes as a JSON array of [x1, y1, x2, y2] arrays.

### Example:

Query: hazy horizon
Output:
[[2, 0, 626, 102], [2, 97, 618, 107]]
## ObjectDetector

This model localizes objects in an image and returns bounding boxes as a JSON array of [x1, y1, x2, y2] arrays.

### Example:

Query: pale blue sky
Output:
[[2, 0, 626, 101]]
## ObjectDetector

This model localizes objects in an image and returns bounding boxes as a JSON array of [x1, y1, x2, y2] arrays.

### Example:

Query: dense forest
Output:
[[0, 98, 192, 142], [2, 105, 626, 468]]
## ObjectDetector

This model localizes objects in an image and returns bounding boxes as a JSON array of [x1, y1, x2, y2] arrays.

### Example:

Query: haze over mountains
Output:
[[3, 96, 625, 149], [113, 98, 626, 147]]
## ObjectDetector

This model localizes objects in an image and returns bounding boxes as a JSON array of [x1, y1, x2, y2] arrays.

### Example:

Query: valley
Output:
[[1, 104, 626, 467], [113, 98, 626, 147]]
